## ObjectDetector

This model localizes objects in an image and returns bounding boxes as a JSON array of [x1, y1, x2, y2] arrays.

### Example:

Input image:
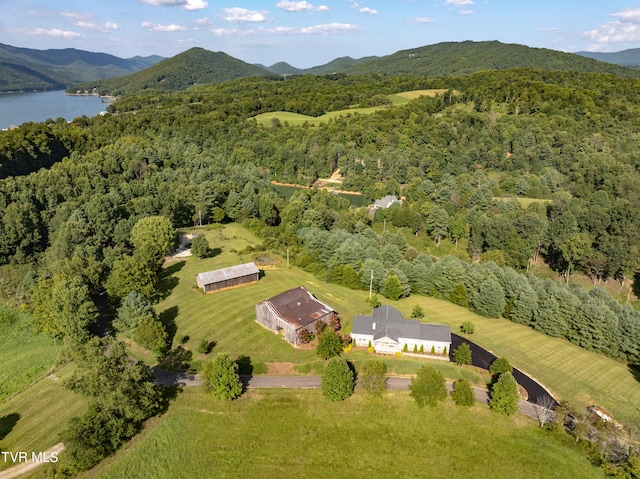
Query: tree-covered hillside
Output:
[[69, 47, 270, 96], [0, 43, 163, 92], [348, 41, 640, 78]]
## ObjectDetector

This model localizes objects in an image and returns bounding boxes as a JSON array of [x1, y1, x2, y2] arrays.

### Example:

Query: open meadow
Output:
[[81, 388, 604, 479], [253, 89, 447, 127]]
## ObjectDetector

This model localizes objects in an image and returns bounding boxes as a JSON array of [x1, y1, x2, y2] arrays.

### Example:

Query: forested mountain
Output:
[[301, 55, 378, 75], [69, 48, 270, 96], [264, 62, 302, 75], [346, 41, 640, 78], [0, 43, 163, 92], [577, 48, 640, 69]]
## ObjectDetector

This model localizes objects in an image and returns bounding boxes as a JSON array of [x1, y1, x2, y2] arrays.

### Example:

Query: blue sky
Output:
[[1, 1, 640, 68]]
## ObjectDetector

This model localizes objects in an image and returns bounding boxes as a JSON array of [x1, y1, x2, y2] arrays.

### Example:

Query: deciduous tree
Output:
[[360, 359, 387, 397], [203, 353, 243, 401], [409, 365, 447, 407], [321, 357, 354, 401]]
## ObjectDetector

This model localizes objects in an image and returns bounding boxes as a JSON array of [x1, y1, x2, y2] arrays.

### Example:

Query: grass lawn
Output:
[[0, 364, 86, 472], [389, 295, 640, 428], [163, 224, 640, 427], [0, 303, 58, 402], [82, 387, 604, 479]]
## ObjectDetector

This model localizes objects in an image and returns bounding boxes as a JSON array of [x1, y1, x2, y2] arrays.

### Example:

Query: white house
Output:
[[351, 305, 451, 354], [372, 195, 402, 210]]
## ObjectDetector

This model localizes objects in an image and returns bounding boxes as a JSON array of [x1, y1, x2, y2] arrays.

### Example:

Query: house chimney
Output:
[[372, 322, 376, 330]]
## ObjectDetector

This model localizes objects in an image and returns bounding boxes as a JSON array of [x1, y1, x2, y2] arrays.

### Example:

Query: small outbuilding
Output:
[[372, 195, 402, 210], [196, 262, 260, 293], [255, 286, 335, 346], [351, 305, 451, 355]]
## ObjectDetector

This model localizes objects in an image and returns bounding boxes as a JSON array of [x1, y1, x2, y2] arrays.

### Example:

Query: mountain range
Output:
[[0, 42, 163, 93], [3, 40, 640, 95]]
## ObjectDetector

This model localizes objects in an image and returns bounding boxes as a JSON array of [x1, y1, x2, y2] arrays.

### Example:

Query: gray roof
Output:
[[352, 314, 451, 343], [373, 195, 401, 209], [372, 305, 403, 320], [196, 262, 259, 286]]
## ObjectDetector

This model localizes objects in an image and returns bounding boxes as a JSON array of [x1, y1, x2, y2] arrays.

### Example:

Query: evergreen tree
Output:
[[115, 291, 155, 334], [489, 371, 519, 415], [470, 278, 506, 318]]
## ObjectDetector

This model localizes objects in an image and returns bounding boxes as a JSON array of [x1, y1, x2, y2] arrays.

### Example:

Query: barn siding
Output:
[[204, 273, 258, 293]]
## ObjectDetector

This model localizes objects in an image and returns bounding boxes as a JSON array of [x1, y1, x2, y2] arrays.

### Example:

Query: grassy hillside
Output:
[[71, 48, 269, 96], [82, 388, 604, 479], [347, 40, 640, 78]]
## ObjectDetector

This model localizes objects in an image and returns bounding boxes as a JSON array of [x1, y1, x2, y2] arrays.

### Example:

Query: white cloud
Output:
[[73, 20, 119, 33], [277, 1, 313, 12], [359, 7, 378, 15], [460, 9, 473, 15], [194, 17, 213, 29], [413, 17, 435, 24], [444, 0, 473, 6], [138, 0, 208, 10], [300, 22, 359, 34], [222, 7, 268, 23], [583, 8, 640, 49], [17, 27, 83, 39], [142, 21, 187, 32], [317, 5, 330, 12]]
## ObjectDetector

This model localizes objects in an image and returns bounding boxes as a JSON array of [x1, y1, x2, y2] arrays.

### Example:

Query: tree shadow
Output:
[[628, 364, 640, 383], [210, 247, 222, 258], [157, 261, 184, 301], [0, 413, 20, 441], [237, 355, 253, 376], [633, 271, 640, 298], [159, 346, 193, 372], [159, 306, 179, 344]]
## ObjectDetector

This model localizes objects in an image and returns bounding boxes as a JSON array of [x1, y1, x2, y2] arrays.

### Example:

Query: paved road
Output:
[[154, 370, 548, 421]]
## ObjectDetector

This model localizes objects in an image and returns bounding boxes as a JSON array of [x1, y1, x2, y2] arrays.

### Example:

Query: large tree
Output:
[[409, 365, 447, 407], [130, 215, 175, 271], [321, 357, 354, 402]]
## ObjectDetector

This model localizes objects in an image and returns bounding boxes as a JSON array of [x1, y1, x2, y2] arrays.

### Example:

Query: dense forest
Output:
[[3, 62, 640, 475]]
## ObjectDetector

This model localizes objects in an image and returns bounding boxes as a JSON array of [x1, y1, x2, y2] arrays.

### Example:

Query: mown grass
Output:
[[0, 364, 86, 472], [162, 223, 640, 426], [390, 295, 640, 427], [0, 303, 58, 402], [83, 388, 604, 479]]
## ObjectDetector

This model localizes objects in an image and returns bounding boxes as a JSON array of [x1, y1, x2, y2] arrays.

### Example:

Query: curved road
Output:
[[153, 369, 547, 421]]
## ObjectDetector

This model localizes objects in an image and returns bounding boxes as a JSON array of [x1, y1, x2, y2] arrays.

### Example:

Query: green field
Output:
[[0, 364, 86, 472], [0, 304, 58, 402], [253, 89, 446, 127], [82, 388, 604, 479], [164, 224, 640, 427]]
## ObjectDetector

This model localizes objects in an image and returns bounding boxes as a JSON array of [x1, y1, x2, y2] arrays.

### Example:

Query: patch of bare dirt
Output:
[[265, 362, 295, 375]]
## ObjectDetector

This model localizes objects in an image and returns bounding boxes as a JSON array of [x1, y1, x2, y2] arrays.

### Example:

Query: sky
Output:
[[2, 1, 640, 68]]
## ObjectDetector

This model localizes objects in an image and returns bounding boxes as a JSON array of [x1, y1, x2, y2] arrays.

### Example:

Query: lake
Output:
[[0, 90, 107, 130]]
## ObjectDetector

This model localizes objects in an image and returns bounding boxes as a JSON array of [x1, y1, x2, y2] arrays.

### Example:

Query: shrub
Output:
[[403, 343, 408, 352], [315, 320, 327, 335], [298, 329, 313, 345], [460, 320, 475, 335], [411, 304, 425, 319], [413, 344, 418, 353], [489, 357, 512, 379], [360, 359, 388, 397], [190, 234, 211, 258], [196, 339, 214, 354], [419, 344, 424, 354]]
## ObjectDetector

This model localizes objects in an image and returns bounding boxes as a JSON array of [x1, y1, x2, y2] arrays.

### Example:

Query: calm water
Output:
[[0, 90, 107, 130]]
